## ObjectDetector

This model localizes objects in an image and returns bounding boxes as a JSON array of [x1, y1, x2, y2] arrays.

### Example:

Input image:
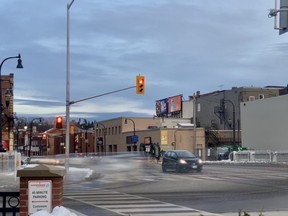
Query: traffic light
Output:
[[56, 116, 63, 129], [136, 75, 145, 94]]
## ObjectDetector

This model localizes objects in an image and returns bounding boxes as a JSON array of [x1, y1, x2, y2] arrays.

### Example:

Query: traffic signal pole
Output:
[[65, 85, 137, 171]]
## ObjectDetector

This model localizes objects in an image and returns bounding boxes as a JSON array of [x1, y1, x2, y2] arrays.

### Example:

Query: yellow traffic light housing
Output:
[[136, 75, 145, 94]]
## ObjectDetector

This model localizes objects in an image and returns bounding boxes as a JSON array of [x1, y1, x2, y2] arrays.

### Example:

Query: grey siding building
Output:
[[192, 86, 282, 147]]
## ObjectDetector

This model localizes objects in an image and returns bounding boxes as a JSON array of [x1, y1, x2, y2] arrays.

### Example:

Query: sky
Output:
[[1, 0, 288, 121]]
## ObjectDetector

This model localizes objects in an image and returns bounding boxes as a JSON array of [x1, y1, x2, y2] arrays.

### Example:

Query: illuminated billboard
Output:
[[156, 98, 168, 116], [168, 95, 182, 113], [156, 95, 182, 116]]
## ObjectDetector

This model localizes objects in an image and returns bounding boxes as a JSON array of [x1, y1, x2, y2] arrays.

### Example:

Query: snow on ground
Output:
[[31, 206, 77, 216]]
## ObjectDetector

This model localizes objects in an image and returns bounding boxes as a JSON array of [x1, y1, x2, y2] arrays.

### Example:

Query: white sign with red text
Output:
[[28, 180, 52, 215]]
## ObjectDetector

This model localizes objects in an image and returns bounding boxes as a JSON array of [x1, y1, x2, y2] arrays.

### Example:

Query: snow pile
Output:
[[31, 206, 78, 216]]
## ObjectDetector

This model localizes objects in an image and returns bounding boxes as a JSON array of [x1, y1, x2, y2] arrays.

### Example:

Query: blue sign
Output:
[[131, 135, 138, 143]]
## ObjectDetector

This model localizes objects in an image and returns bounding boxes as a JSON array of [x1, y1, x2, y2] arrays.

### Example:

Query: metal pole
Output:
[[232, 105, 236, 146], [193, 93, 197, 155], [28, 118, 41, 157], [65, 0, 75, 172], [95, 122, 106, 153], [224, 99, 236, 146]]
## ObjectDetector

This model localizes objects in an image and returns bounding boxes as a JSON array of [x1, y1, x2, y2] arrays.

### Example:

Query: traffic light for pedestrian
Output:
[[56, 116, 63, 129], [136, 75, 145, 94]]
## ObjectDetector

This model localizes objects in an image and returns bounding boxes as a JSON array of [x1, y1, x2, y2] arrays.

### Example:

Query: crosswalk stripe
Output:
[[65, 188, 222, 216]]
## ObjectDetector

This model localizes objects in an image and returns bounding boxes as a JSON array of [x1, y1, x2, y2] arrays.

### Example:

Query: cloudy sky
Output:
[[1, 0, 287, 121]]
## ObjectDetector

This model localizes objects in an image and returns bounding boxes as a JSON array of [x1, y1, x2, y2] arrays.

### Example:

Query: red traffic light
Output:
[[136, 75, 145, 94], [56, 116, 63, 129]]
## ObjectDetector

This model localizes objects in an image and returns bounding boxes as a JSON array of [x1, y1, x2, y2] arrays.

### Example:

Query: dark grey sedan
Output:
[[162, 150, 203, 173]]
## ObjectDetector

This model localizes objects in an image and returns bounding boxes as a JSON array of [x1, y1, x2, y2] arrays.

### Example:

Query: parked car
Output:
[[162, 150, 203, 173]]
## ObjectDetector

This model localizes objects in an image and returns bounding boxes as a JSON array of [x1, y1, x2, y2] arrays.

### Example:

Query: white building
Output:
[[240, 94, 288, 151]]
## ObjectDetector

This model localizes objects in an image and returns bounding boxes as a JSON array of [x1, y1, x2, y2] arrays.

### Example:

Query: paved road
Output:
[[63, 160, 288, 216], [65, 188, 222, 216]]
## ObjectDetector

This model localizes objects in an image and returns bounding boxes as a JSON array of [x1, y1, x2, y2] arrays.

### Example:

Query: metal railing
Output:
[[231, 151, 288, 163], [0, 192, 20, 216]]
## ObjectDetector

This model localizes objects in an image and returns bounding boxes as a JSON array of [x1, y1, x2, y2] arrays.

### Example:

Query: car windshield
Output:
[[176, 151, 195, 158]]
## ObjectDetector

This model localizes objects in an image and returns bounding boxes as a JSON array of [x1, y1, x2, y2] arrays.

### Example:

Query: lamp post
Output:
[[0, 54, 23, 152], [28, 118, 42, 157], [125, 118, 135, 136], [78, 118, 89, 154], [95, 122, 106, 153], [125, 118, 137, 146], [14, 117, 27, 152], [223, 99, 236, 147]]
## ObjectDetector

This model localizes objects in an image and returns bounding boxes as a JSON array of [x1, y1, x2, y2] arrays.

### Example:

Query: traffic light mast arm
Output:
[[69, 86, 136, 105]]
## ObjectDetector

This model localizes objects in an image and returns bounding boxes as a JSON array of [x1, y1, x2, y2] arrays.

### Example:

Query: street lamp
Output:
[[0, 54, 23, 152], [78, 118, 90, 154], [223, 99, 236, 147], [125, 118, 135, 136], [28, 118, 42, 157], [125, 118, 138, 146], [95, 122, 106, 153], [14, 117, 27, 152]]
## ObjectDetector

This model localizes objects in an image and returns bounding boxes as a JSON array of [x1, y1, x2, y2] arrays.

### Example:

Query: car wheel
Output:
[[197, 168, 202, 173]]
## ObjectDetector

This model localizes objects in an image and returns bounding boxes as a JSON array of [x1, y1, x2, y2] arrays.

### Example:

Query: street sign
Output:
[[28, 180, 52, 214], [131, 135, 139, 143]]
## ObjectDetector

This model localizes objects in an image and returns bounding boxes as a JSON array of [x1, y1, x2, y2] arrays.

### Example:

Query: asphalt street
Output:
[[2, 161, 288, 216]]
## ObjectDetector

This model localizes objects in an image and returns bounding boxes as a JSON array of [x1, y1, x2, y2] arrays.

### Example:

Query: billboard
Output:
[[168, 95, 182, 113], [155, 98, 168, 116]]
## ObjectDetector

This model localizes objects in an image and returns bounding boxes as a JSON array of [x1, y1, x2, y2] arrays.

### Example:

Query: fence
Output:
[[231, 150, 288, 163], [0, 192, 20, 216]]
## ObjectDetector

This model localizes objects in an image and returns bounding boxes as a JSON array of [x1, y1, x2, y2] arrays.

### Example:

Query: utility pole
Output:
[[193, 93, 197, 155], [65, 0, 75, 172]]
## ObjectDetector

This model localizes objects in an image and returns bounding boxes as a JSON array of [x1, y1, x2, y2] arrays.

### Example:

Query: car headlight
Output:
[[198, 159, 203, 164], [179, 159, 187, 164]]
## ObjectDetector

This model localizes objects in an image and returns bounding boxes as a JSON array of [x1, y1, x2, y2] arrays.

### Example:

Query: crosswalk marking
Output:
[[89, 171, 288, 186], [65, 189, 222, 216]]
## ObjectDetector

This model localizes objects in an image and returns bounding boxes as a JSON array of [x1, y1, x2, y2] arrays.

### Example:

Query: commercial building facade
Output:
[[193, 86, 283, 148]]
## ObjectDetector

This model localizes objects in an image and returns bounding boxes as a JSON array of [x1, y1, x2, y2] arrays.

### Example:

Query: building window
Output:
[[248, 96, 255, 101]]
